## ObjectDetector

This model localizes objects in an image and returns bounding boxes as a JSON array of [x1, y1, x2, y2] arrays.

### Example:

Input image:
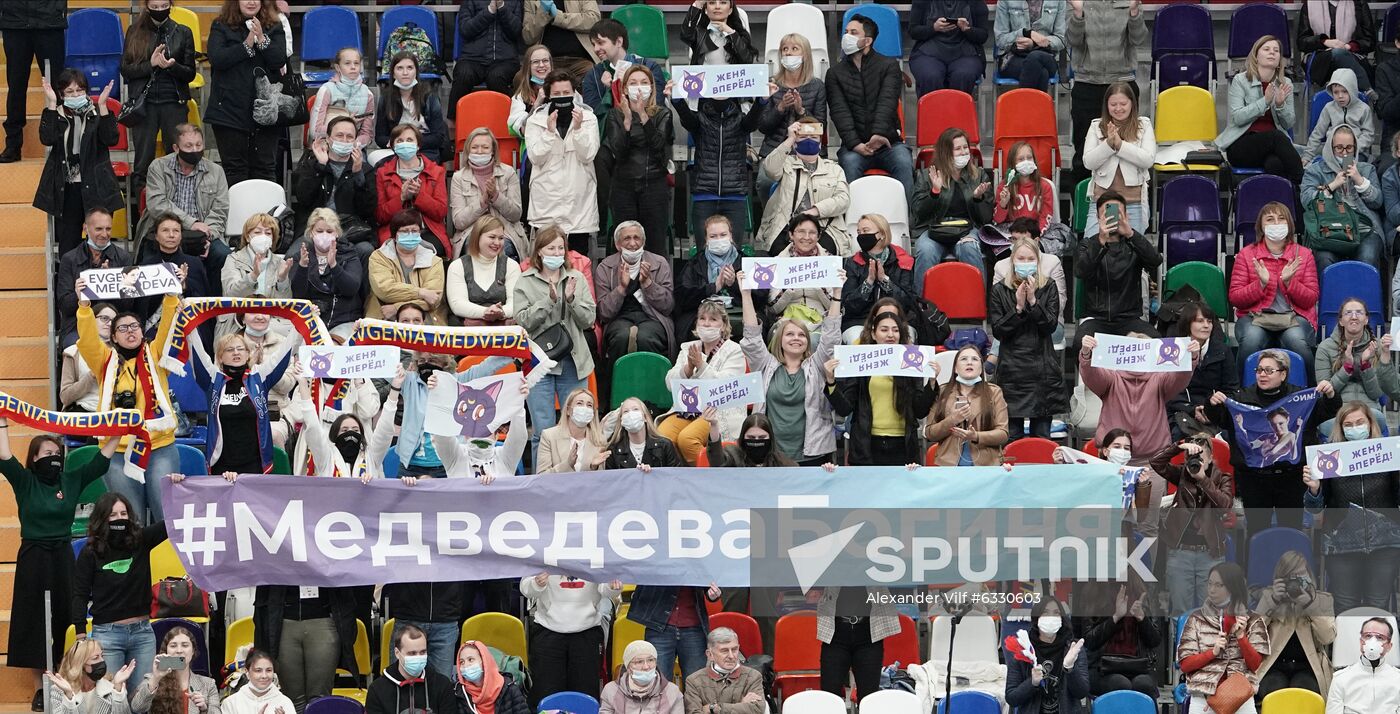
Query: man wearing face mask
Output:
[[1327, 617, 1400, 714], [684, 628, 765, 714], [136, 124, 231, 277], [826, 14, 913, 197], [57, 207, 132, 348], [594, 221, 674, 368], [758, 118, 850, 255], [1151, 437, 1235, 615], [292, 116, 379, 261], [525, 72, 599, 256], [366, 625, 455, 714]]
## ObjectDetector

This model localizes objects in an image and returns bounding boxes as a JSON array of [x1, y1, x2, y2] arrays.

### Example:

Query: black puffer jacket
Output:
[[1308, 466, 1400, 555], [33, 109, 123, 218], [290, 236, 366, 331], [606, 102, 673, 185], [826, 49, 903, 151], [1374, 54, 1400, 158], [1074, 232, 1162, 323], [204, 19, 288, 132], [757, 79, 827, 157], [0, 0, 66, 30], [120, 17, 197, 104], [989, 280, 1066, 418], [456, 0, 524, 65], [673, 98, 764, 197], [673, 251, 769, 341], [678, 4, 756, 65]]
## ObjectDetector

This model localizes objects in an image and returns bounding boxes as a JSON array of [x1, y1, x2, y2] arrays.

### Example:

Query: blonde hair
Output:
[[767, 318, 812, 361], [58, 639, 105, 692], [465, 127, 499, 163], [1246, 35, 1283, 82], [694, 300, 733, 341], [858, 213, 892, 247], [609, 397, 660, 446], [562, 388, 606, 449], [1003, 238, 1047, 290], [619, 65, 660, 116], [213, 332, 252, 366], [776, 33, 814, 86], [1330, 401, 1381, 442], [304, 208, 342, 241], [468, 215, 507, 259], [242, 213, 279, 244]]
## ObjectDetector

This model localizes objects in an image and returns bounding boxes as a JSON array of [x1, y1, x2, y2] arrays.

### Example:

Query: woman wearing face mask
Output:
[[508, 45, 554, 136], [829, 301, 936, 466], [205, 0, 287, 184], [34, 68, 121, 255], [1303, 402, 1400, 611], [1301, 124, 1384, 271], [675, 215, 766, 343], [0, 426, 117, 708], [130, 627, 221, 714], [1217, 36, 1301, 185], [218, 214, 292, 339], [599, 640, 683, 714], [367, 208, 448, 325], [236, 309, 298, 448], [757, 34, 826, 162], [758, 120, 850, 256], [840, 214, 918, 343], [187, 326, 299, 476], [46, 639, 136, 714], [451, 641, 530, 714], [606, 66, 673, 256], [376, 125, 450, 257], [72, 493, 169, 693], [924, 345, 1009, 465], [61, 302, 118, 412], [1151, 435, 1235, 615], [1083, 82, 1156, 238], [536, 388, 609, 473], [989, 237, 1064, 441], [911, 127, 992, 281], [426, 373, 529, 485], [680, 0, 755, 66], [1166, 303, 1240, 440], [1005, 597, 1089, 714], [1252, 551, 1335, 700], [450, 129, 525, 261], [1073, 579, 1160, 700], [518, 574, 619, 706], [991, 143, 1059, 242], [606, 398, 683, 470], [1081, 332, 1201, 464], [658, 300, 744, 465], [375, 53, 447, 164], [1228, 202, 1320, 377], [309, 47, 375, 147], [219, 651, 293, 714], [1178, 562, 1270, 714], [291, 209, 366, 341], [1315, 297, 1398, 416], [446, 216, 521, 327], [294, 367, 390, 481], [119, 0, 197, 193]]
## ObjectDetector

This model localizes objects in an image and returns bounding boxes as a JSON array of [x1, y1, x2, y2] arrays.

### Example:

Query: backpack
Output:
[[1302, 190, 1367, 257], [382, 22, 442, 77], [486, 646, 530, 697]]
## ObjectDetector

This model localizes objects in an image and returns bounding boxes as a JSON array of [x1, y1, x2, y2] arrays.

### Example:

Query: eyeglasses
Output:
[[1363, 633, 1392, 643], [114, 323, 142, 334], [95, 315, 114, 324], [529, 58, 552, 66], [1333, 144, 1356, 154], [1255, 366, 1284, 375], [1342, 309, 1367, 317], [222, 345, 249, 354]]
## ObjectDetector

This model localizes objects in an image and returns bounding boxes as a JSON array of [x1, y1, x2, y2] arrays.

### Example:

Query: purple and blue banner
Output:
[[1225, 389, 1320, 468]]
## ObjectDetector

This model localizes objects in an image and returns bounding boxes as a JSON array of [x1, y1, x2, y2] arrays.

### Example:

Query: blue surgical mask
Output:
[[1013, 261, 1037, 278], [630, 669, 657, 685], [393, 143, 419, 161], [331, 141, 355, 157], [402, 655, 427, 677], [530, 75, 546, 86], [955, 375, 982, 386], [459, 664, 483, 683], [396, 232, 422, 250], [794, 138, 821, 156], [542, 255, 567, 270], [63, 96, 91, 112], [1344, 424, 1371, 441], [86, 238, 106, 252]]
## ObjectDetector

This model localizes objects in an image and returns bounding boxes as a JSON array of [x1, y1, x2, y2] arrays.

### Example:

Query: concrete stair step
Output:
[[0, 206, 47, 248], [0, 64, 44, 90], [0, 338, 49, 382], [0, 381, 52, 410], [0, 249, 48, 290], [0, 658, 35, 705], [0, 519, 18, 563], [0, 292, 48, 340], [0, 566, 16, 610], [0, 163, 42, 205]]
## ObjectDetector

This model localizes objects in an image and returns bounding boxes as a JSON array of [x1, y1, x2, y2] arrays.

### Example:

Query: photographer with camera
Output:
[[130, 627, 220, 714], [1253, 550, 1335, 699], [1152, 437, 1235, 615]]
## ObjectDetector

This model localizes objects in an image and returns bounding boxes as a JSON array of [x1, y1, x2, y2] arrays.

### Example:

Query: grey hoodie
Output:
[[1305, 68, 1376, 162], [1301, 123, 1384, 240]]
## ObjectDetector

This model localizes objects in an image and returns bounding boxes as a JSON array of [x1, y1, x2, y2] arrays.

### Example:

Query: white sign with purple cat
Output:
[[833, 344, 938, 379], [1089, 334, 1192, 373], [298, 346, 401, 380], [1306, 436, 1400, 480], [740, 257, 843, 290], [670, 64, 770, 100], [671, 373, 765, 412], [424, 370, 527, 439]]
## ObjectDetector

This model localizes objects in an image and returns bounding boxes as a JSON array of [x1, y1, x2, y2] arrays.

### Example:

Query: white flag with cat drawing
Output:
[[424, 370, 526, 439]]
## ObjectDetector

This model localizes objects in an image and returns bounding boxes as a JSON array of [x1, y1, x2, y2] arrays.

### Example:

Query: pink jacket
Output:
[[1080, 350, 1195, 460], [1228, 241, 1320, 328]]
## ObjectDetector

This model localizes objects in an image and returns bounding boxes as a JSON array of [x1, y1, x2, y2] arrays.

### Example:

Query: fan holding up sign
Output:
[[423, 370, 529, 484]]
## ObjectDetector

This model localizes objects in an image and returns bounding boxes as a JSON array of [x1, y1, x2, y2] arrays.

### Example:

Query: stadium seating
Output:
[[1318, 261, 1384, 336], [612, 4, 670, 64], [65, 9, 124, 99], [763, 3, 829, 80], [1151, 3, 1215, 99], [302, 6, 363, 88], [916, 90, 981, 169], [1242, 349, 1308, 388], [782, 690, 846, 714]]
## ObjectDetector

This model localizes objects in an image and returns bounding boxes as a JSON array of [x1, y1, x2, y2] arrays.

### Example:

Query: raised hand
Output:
[[97, 81, 115, 112], [41, 74, 57, 109], [1253, 259, 1270, 286], [311, 138, 330, 165], [1302, 466, 1320, 494]]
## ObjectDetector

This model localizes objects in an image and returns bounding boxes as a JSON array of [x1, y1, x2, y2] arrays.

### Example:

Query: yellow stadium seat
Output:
[[1154, 85, 1219, 173], [150, 540, 188, 584], [169, 7, 205, 92], [1261, 688, 1324, 714], [111, 206, 128, 240], [460, 612, 528, 665], [611, 606, 644, 674], [225, 616, 254, 670], [379, 617, 395, 673]]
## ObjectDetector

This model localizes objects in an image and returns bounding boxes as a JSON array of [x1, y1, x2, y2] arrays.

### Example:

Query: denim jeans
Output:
[[837, 143, 914, 197], [1312, 233, 1383, 274], [645, 624, 708, 683], [1165, 548, 1221, 616], [398, 620, 459, 678], [913, 230, 984, 284], [526, 356, 587, 463], [1233, 315, 1317, 378], [91, 621, 157, 697], [103, 444, 179, 523], [1083, 199, 1149, 238]]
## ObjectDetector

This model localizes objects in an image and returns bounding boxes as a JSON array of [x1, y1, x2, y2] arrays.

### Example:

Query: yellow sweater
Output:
[[868, 376, 904, 437], [77, 295, 180, 451]]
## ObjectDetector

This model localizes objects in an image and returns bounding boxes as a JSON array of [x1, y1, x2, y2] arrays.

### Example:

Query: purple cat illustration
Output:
[[307, 351, 334, 378], [1156, 340, 1182, 366], [1314, 450, 1341, 480], [681, 70, 706, 99], [751, 263, 776, 289], [901, 345, 925, 371], [454, 380, 504, 438], [680, 385, 700, 412]]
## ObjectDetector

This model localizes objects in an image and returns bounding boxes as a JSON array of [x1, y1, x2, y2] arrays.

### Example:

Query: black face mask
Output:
[[740, 437, 773, 464], [333, 431, 364, 463], [416, 363, 438, 384], [222, 363, 248, 379], [856, 233, 879, 255], [550, 96, 574, 136], [107, 518, 132, 534], [148, 7, 170, 24], [86, 661, 107, 681], [32, 454, 64, 483], [178, 150, 202, 167]]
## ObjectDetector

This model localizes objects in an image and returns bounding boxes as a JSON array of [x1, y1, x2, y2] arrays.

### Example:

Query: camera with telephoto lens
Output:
[[1185, 437, 1211, 474], [1285, 575, 1312, 600], [113, 390, 138, 409]]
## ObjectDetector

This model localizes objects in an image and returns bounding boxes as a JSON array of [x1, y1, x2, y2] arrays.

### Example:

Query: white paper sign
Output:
[[670, 64, 769, 100], [1306, 435, 1400, 480], [424, 370, 526, 439], [741, 257, 843, 290], [298, 345, 401, 380], [1090, 334, 1192, 372], [80, 263, 181, 300], [834, 344, 939, 378], [1389, 317, 1400, 348], [671, 373, 765, 412]]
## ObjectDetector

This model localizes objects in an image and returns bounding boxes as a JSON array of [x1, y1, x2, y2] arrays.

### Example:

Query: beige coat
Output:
[[757, 142, 850, 254], [1255, 589, 1336, 695], [365, 241, 448, 325], [522, 0, 601, 58], [924, 384, 1010, 466], [448, 162, 526, 258], [1177, 606, 1272, 696], [536, 423, 606, 474]]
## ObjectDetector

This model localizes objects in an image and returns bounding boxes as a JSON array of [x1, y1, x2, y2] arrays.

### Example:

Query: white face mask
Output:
[[620, 410, 645, 433], [570, 405, 594, 427], [1262, 223, 1289, 242], [1363, 638, 1387, 662], [706, 238, 731, 256], [953, 154, 971, 169], [781, 55, 803, 71], [1038, 616, 1062, 637], [467, 152, 493, 167], [627, 85, 652, 101], [1106, 448, 1132, 466], [1015, 159, 1037, 176], [248, 233, 273, 256], [841, 34, 861, 56], [696, 326, 722, 344], [621, 248, 644, 264]]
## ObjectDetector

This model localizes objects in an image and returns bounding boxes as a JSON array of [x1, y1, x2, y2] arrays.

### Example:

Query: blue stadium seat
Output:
[[378, 6, 440, 81], [1243, 349, 1307, 388], [1246, 527, 1314, 589], [301, 6, 362, 88], [150, 618, 211, 676], [1160, 175, 1222, 268], [1233, 174, 1296, 248], [66, 9, 124, 99], [841, 4, 902, 59], [177, 443, 208, 477], [1318, 261, 1383, 337], [538, 692, 599, 714], [1093, 690, 1156, 714], [1309, 88, 1369, 131]]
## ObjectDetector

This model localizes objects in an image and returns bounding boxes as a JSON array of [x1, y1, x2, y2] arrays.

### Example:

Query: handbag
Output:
[[1302, 190, 1366, 256], [1206, 672, 1254, 714], [1249, 311, 1298, 331], [1098, 654, 1151, 676], [116, 80, 150, 127], [534, 323, 573, 362], [151, 577, 211, 619]]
